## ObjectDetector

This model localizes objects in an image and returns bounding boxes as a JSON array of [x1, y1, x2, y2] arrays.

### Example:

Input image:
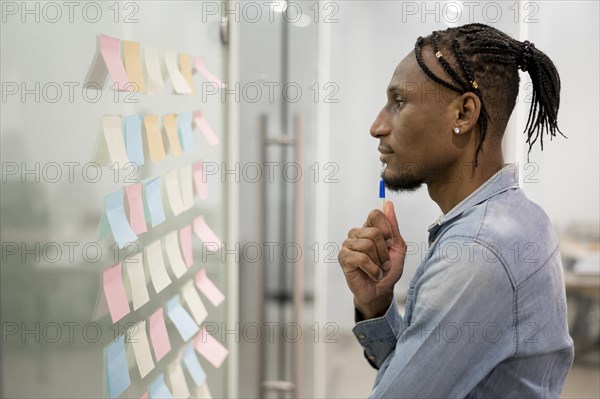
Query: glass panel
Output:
[[1, 1, 229, 397]]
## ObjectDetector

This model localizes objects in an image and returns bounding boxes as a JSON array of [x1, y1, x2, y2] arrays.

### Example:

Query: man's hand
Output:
[[338, 201, 407, 320]]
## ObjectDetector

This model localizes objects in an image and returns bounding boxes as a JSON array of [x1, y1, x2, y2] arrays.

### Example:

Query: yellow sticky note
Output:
[[102, 115, 130, 166], [127, 321, 154, 378], [145, 47, 164, 94], [163, 114, 182, 158], [123, 40, 146, 93], [146, 240, 171, 293], [165, 170, 184, 217], [165, 230, 187, 279], [144, 115, 166, 163], [179, 53, 196, 95], [165, 52, 192, 94], [167, 362, 191, 399]]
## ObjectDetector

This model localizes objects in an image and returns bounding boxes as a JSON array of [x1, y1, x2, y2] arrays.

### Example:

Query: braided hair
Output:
[[414, 23, 565, 165]]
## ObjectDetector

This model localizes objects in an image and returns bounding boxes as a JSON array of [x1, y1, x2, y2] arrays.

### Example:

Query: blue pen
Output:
[[379, 163, 386, 210]]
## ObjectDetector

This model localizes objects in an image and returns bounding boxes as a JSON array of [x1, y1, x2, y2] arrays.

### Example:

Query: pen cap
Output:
[[379, 180, 385, 199]]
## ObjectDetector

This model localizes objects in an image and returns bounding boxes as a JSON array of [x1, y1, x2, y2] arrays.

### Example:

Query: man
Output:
[[338, 24, 574, 398]]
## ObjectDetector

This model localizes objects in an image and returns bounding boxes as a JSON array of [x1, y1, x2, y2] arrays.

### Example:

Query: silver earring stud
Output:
[[453, 127, 461, 134]]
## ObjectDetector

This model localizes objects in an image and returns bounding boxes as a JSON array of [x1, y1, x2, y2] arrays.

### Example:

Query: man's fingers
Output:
[[363, 209, 394, 242], [345, 229, 390, 266], [338, 247, 382, 282]]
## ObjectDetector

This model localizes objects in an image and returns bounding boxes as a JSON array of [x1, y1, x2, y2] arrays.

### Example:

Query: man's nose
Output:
[[370, 110, 391, 138]]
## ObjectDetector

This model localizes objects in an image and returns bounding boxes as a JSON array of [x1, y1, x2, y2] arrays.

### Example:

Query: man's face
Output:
[[371, 46, 462, 192]]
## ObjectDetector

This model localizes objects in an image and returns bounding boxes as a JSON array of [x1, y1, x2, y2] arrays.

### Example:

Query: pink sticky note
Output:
[[193, 111, 220, 146], [149, 307, 171, 362], [103, 263, 131, 324], [140, 393, 148, 399], [180, 226, 193, 268], [193, 216, 222, 249], [192, 161, 209, 200], [195, 326, 229, 368], [194, 269, 224, 307], [125, 183, 148, 234], [99, 34, 132, 91], [194, 57, 224, 86]]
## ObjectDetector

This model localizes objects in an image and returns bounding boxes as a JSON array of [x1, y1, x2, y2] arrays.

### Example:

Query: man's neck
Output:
[[428, 155, 505, 214]]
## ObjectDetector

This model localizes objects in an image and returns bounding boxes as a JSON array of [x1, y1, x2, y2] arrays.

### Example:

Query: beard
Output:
[[382, 168, 423, 193]]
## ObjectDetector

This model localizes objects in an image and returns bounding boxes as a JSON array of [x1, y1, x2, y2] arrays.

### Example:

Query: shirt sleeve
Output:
[[352, 299, 405, 369], [365, 239, 516, 398]]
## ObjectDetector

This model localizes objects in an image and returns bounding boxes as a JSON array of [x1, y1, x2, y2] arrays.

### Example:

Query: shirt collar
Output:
[[428, 163, 520, 235]]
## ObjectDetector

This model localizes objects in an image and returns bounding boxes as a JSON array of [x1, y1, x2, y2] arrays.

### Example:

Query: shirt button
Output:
[[358, 333, 366, 340], [368, 354, 376, 361]]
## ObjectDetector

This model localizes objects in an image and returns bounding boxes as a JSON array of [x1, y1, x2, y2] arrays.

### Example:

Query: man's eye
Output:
[[394, 97, 405, 108]]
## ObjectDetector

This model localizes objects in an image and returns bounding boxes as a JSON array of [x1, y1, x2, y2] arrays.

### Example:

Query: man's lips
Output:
[[378, 145, 393, 155]]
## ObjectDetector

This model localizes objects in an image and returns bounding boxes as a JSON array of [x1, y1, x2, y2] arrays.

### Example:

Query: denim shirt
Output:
[[353, 164, 574, 398]]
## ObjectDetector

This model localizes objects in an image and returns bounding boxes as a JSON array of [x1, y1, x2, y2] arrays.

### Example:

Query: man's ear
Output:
[[455, 92, 481, 133]]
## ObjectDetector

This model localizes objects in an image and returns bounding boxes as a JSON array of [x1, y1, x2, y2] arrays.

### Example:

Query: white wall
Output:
[[513, 1, 600, 229]]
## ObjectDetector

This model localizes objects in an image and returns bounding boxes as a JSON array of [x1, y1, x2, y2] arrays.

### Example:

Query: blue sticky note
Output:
[[144, 177, 165, 227], [182, 344, 207, 387], [166, 294, 199, 342], [150, 373, 174, 399], [105, 190, 138, 248], [105, 335, 131, 399], [124, 115, 144, 166], [177, 112, 194, 153]]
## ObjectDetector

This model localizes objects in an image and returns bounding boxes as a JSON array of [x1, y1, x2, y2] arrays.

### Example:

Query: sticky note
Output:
[[195, 326, 229, 368], [127, 321, 154, 378], [180, 165, 194, 211], [164, 52, 192, 94], [125, 183, 147, 234], [124, 253, 149, 310], [103, 263, 131, 324], [179, 53, 196, 95], [105, 335, 131, 399], [149, 308, 171, 363], [165, 230, 188, 278], [194, 269, 224, 307], [195, 382, 213, 399], [99, 34, 131, 90], [178, 112, 195, 153], [182, 345, 207, 387], [144, 47, 164, 94], [193, 111, 220, 146], [124, 115, 145, 166], [167, 361, 190, 398], [140, 392, 148, 399], [166, 294, 200, 342], [193, 161, 209, 200], [181, 281, 207, 325], [164, 170, 185, 217], [150, 374, 174, 399], [123, 40, 146, 93], [179, 225, 193, 267], [105, 190, 138, 249], [193, 216, 222, 250], [103, 115, 130, 166], [146, 240, 171, 294], [144, 177, 166, 227], [144, 115, 166, 163], [163, 114, 182, 158], [194, 57, 224, 87]]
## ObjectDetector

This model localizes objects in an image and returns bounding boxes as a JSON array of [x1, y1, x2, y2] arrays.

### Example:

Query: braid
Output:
[[414, 37, 463, 93], [432, 32, 469, 89], [414, 23, 565, 164]]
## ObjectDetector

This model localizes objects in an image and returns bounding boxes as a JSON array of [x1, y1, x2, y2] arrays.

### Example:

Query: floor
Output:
[[326, 332, 600, 398]]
